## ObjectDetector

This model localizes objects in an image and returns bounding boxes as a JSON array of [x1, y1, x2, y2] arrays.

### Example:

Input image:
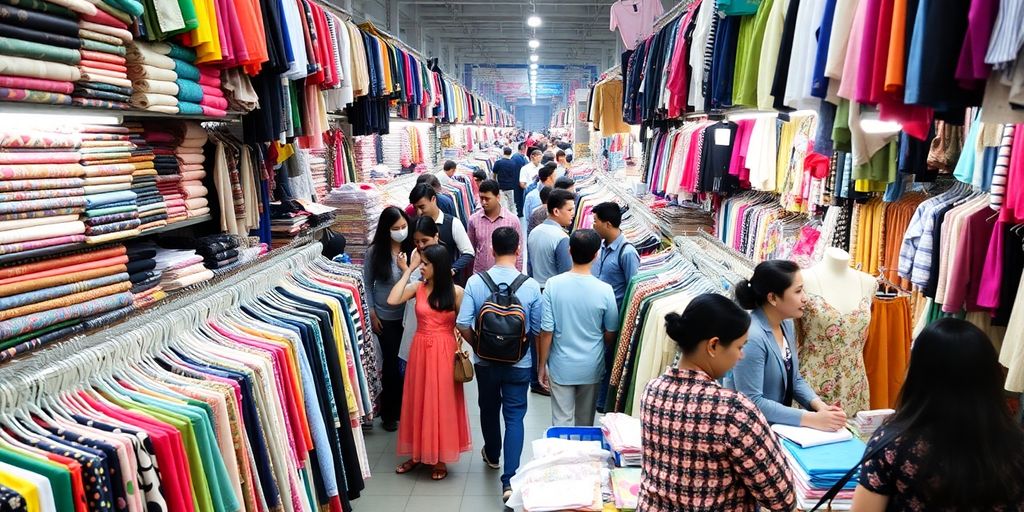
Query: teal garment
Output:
[[81, 38, 127, 56], [174, 78, 203, 102], [0, 36, 80, 64], [173, 58, 200, 81], [177, 101, 203, 115], [164, 42, 196, 61], [953, 111, 983, 184]]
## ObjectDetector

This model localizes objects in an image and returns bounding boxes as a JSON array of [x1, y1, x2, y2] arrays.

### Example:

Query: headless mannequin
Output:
[[803, 248, 876, 315]]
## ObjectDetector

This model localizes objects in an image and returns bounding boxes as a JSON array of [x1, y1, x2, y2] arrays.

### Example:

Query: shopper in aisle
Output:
[[408, 174, 458, 219], [522, 163, 557, 223], [471, 169, 488, 188], [399, 217, 446, 362], [512, 143, 530, 216], [387, 244, 472, 482], [590, 201, 640, 413], [456, 227, 543, 502], [555, 150, 570, 178], [728, 260, 848, 430], [538, 229, 619, 426], [518, 149, 543, 217], [639, 294, 796, 512], [467, 180, 522, 274], [494, 147, 520, 214], [527, 186, 554, 237], [441, 160, 458, 183], [851, 318, 1024, 511], [362, 206, 413, 432], [409, 183, 475, 278], [527, 189, 576, 289]]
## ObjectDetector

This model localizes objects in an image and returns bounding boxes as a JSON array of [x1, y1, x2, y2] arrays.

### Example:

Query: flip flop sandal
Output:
[[431, 465, 448, 481], [481, 448, 500, 469], [395, 460, 420, 474]]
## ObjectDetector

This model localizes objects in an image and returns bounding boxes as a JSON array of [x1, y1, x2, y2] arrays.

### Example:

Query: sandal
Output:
[[431, 463, 448, 481], [395, 459, 420, 474], [481, 448, 500, 470]]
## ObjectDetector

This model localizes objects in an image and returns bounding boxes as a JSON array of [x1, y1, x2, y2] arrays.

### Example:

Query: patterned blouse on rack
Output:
[[638, 367, 796, 512]]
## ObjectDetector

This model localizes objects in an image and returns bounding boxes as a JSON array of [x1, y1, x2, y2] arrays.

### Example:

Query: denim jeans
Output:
[[595, 344, 614, 411], [527, 333, 542, 389], [475, 363, 531, 487]]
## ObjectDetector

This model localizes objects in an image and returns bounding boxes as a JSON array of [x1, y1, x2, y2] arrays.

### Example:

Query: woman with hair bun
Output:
[[638, 294, 795, 512], [728, 260, 847, 430]]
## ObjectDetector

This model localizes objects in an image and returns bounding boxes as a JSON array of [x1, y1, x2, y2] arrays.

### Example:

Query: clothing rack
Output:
[[693, 229, 756, 272], [652, 0, 699, 32]]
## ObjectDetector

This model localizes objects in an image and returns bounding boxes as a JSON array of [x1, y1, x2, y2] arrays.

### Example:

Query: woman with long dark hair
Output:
[[851, 318, 1024, 511], [362, 206, 412, 431], [729, 260, 847, 430], [387, 244, 471, 481], [639, 294, 795, 511]]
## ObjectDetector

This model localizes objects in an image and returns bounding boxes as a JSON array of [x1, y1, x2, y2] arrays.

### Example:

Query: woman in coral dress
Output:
[[386, 243, 471, 480]]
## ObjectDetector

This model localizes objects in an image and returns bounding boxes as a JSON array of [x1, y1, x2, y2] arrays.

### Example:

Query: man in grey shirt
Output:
[[527, 188, 576, 289]]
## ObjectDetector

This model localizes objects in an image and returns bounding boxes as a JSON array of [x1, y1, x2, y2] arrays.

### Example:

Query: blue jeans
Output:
[[475, 364, 531, 487], [596, 344, 614, 411], [528, 334, 542, 389]]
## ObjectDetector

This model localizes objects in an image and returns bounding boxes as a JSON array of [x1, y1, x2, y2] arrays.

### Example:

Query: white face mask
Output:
[[390, 228, 408, 243]]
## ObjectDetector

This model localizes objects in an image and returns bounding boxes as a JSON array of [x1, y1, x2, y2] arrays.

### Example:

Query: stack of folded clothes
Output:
[[154, 247, 213, 291], [78, 124, 141, 244], [177, 122, 210, 218], [125, 242, 165, 309], [0, 4, 83, 106], [196, 66, 228, 116], [126, 41, 178, 114], [0, 128, 88, 261], [0, 245, 134, 361], [124, 122, 168, 231], [144, 123, 188, 223], [74, 3, 133, 109], [195, 234, 240, 271]]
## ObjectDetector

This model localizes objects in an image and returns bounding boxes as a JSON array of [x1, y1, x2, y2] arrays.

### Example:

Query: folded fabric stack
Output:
[[124, 242, 165, 309], [324, 182, 383, 264], [0, 245, 134, 360], [781, 438, 867, 511], [154, 248, 213, 291], [143, 123, 188, 223], [74, 4, 133, 110], [600, 413, 642, 467], [352, 135, 378, 181], [847, 409, 895, 439], [78, 124, 141, 244], [124, 122, 168, 231], [309, 150, 329, 201], [176, 122, 210, 218], [0, 129, 90, 263], [195, 65, 228, 117], [268, 201, 312, 249], [507, 437, 611, 512], [0, 4, 85, 105], [125, 41, 179, 114], [195, 234, 241, 271]]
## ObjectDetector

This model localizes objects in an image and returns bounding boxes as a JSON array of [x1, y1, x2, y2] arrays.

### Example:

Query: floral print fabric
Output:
[[796, 294, 872, 416]]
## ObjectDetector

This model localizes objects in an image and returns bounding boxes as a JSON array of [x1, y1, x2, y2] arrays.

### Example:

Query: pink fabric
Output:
[[79, 8, 129, 29], [0, 75, 73, 94], [0, 151, 80, 164], [853, 0, 883, 103], [665, 1, 700, 117], [198, 71, 221, 88], [837, 0, 869, 100], [80, 50, 126, 66], [201, 105, 228, 117], [180, 170, 205, 181], [955, 0, 998, 87], [941, 206, 997, 313], [976, 220, 1004, 309], [609, 0, 665, 50], [80, 60, 128, 74], [728, 119, 755, 182], [199, 84, 223, 97], [200, 95, 228, 110]]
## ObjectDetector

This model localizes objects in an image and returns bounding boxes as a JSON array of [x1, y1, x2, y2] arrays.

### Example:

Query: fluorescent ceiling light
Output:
[[530, 54, 539, 63], [530, 63, 538, 70], [528, 39, 540, 49], [527, 15, 542, 27]]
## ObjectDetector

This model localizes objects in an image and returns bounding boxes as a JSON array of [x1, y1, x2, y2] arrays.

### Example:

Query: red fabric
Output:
[[80, 60, 128, 74], [80, 8, 129, 29], [0, 75, 73, 94]]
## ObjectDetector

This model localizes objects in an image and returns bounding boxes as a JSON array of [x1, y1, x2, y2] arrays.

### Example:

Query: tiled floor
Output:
[[353, 381, 557, 511]]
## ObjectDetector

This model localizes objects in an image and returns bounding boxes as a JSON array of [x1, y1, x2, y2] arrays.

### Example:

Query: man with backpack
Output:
[[590, 202, 640, 413], [456, 227, 542, 503]]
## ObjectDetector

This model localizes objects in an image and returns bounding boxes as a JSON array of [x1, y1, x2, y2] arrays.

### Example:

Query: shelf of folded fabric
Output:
[[0, 215, 213, 267], [0, 102, 242, 122]]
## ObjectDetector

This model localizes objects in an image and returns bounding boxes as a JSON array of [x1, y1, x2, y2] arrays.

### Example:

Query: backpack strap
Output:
[[479, 272, 499, 293], [809, 428, 900, 511], [618, 242, 635, 272], [508, 274, 530, 294]]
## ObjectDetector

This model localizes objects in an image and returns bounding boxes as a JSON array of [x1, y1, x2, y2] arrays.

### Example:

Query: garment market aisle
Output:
[[355, 383, 558, 511]]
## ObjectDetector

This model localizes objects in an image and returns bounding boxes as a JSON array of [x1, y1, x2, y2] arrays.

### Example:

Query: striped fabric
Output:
[[992, 124, 1014, 210]]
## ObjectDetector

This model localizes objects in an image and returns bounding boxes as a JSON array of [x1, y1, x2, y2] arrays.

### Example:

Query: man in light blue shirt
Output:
[[522, 162, 557, 222], [527, 188, 575, 288], [457, 227, 543, 500], [590, 201, 640, 412], [538, 229, 619, 427]]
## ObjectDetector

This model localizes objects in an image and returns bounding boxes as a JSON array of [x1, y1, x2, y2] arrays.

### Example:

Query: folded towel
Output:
[[177, 100, 202, 115], [182, 184, 206, 199], [131, 78, 177, 95], [130, 92, 177, 108], [127, 64, 176, 81], [174, 77, 202, 102], [185, 197, 208, 209], [180, 170, 205, 181], [176, 153, 204, 165]]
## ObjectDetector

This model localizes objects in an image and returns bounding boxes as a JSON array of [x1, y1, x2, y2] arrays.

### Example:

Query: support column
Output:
[[447, 43, 456, 75], [386, 0, 399, 34]]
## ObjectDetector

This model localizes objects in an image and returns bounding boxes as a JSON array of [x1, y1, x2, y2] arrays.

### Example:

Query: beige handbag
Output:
[[454, 333, 474, 383]]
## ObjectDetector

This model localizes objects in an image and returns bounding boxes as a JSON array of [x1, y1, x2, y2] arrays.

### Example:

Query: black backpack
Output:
[[474, 272, 531, 364]]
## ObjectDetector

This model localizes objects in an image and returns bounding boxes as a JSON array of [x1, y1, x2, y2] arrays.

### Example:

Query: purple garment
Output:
[[955, 0, 998, 87]]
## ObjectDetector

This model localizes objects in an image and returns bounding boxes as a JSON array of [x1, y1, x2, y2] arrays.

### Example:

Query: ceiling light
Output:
[[527, 15, 542, 28], [530, 63, 538, 70], [529, 54, 539, 63], [528, 39, 540, 49]]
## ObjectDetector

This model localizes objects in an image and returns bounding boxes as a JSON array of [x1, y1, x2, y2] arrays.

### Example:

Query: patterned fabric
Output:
[[0, 485, 26, 512], [0, 290, 132, 340], [0, 188, 83, 202], [796, 294, 872, 416], [0, 195, 87, 214], [0, 86, 73, 104], [639, 368, 795, 511], [0, 177, 84, 192], [0, 233, 85, 254], [71, 96, 129, 109], [84, 218, 141, 235], [0, 129, 80, 149], [0, 163, 84, 179]]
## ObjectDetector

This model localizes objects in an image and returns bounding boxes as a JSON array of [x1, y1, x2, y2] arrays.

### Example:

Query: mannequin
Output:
[[802, 247, 876, 314], [797, 247, 875, 416]]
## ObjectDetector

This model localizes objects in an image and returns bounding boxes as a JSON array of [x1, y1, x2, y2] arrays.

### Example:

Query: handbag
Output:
[[454, 334, 474, 383], [809, 428, 898, 511]]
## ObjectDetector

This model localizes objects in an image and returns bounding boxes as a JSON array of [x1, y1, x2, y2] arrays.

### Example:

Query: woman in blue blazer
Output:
[[727, 260, 847, 431]]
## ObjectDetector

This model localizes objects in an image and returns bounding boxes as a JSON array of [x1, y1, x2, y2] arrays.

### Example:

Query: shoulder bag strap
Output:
[[809, 429, 900, 511], [479, 271, 498, 293]]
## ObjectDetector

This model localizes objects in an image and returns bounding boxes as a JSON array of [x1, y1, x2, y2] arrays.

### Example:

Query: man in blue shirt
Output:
[[492, 147, 520, 214], [511, 142, 529, 217], [522, 163, 556, 223], [527, 189, 575, 289], [539, 229, 619, 427], [590, 202, 640, 412], [457, 227, 543, 501]]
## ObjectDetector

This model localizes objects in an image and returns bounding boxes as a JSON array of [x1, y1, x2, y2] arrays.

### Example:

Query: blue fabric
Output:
[[475, 364, 531, 486], [541, 272, 619, 385], [591, 233, 640, 306], [526, 219, 572, 287], [437, 193, 458, 219], [782, 438, 867, 489], [172, 58, 200, 81], [177, 100, 203, 115], [457, 265, 543, 369], [85, 190, 137, 208], [522, 187, 542, 221], [903, 0, 930, 105], [811, 0, 837, 98], [175, 78, 204, 102]]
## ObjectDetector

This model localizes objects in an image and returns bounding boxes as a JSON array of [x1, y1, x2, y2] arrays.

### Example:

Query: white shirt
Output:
[[435, 211, 475, 256], [519, 162, 540, 186]]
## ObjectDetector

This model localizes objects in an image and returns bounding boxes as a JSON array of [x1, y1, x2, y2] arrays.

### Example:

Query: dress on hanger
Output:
[[396, 285, 471, 464], [797, 294, 872, 416]]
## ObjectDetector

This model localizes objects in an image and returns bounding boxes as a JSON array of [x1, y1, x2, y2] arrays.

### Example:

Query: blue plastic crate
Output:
[[544, 426, 611, 451]]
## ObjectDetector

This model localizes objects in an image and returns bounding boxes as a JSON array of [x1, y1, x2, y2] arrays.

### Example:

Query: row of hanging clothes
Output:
[[0, 243, 383, 512], [571, 172, 665, 255]]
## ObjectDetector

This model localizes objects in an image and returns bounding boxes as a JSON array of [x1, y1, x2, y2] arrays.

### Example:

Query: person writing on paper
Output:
[[728, 260, 847, 431], [850, 318, 1024, 511], [639, 294, 795, 512]]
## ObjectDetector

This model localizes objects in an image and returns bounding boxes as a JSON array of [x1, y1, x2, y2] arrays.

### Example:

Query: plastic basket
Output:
[[544, 426, 611, 451]]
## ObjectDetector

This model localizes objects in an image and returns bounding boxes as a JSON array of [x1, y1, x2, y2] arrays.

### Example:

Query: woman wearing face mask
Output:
[[362, 206, 412, 432], [728, 260, 847, 431], [639, 294, 795, 511], [387, 244, 471, 481]]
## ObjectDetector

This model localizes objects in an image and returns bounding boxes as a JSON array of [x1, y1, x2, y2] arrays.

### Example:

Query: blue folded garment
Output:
[[85, 190, 138, 208], [177, 101, 203, 115], [783, 438, 866, 489], [174, 78, 203, 103], [173, 58, 200, 81]]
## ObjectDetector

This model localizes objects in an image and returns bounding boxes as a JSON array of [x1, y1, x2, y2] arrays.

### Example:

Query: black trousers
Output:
[[378, 318, 406, 423]]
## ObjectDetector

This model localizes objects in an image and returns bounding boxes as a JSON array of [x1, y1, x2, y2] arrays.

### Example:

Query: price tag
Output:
[[714, 128, 731, 146]]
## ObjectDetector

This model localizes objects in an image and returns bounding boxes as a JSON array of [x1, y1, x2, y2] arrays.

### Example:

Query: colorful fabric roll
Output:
[[79, 28, 120, 46], [71, 97, 129, 109], [84, 190, 135, 207], [0, 281, 131, 321], [80, 49, 125, 65], [0, 196, 87, 214], [0, 130, 80, 149], [0, 75, 73, 94], [84, 218, 140, 235], [0, 272, 127, 312], [174, 77, 202, 102], [0, 188, 84, 202], [78, 80, 132, 95], [0, 21, 79, 49], [83, 205, 136, 217], [0, 220, 85, 245], [0, 151, 80, 165], [74, 86, 130, 102], [0, 164, 84, 179], [0, 178, 84, 192], [0, 291, 133, 341]]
